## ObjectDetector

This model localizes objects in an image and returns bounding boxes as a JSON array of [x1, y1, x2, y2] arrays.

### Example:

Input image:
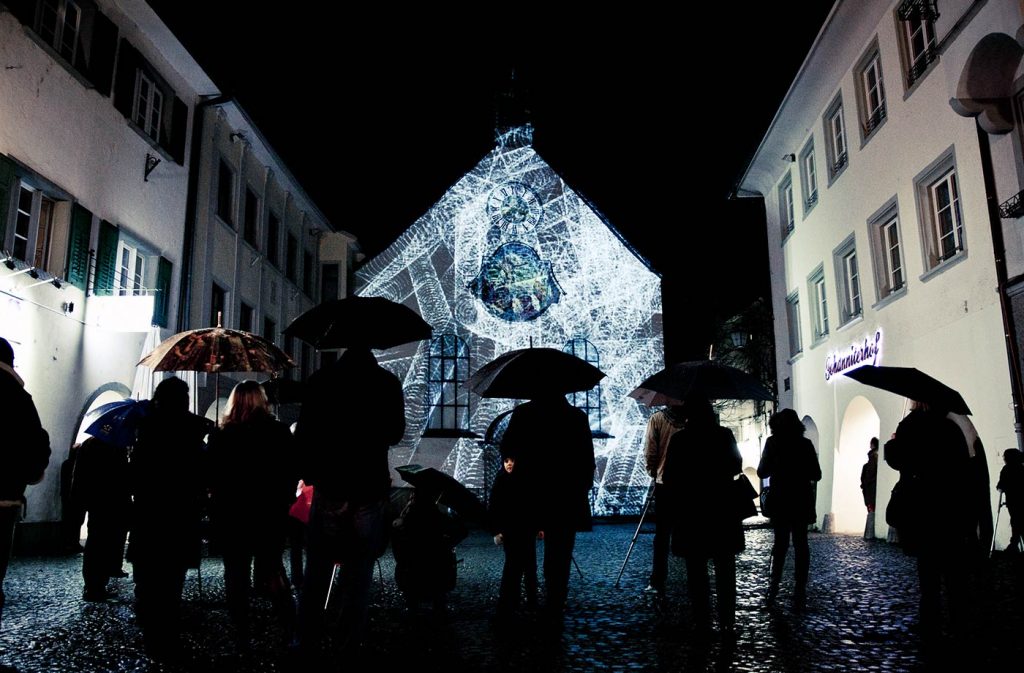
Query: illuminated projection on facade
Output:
[[355, 125, 664, 515]]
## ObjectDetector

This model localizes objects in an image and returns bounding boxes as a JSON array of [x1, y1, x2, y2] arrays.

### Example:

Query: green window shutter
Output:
[[0, 154, 17, 250], [152, 256, 172, 328], [65, 204, 93, 290], [93, 220, 118, 296]]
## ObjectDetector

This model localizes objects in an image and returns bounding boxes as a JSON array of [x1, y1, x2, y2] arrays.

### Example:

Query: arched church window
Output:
[[563, 338, 604, 436]]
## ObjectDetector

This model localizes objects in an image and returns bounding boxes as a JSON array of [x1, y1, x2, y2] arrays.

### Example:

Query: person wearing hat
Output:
[[0, 337, 52, 647], [997, 448, 1024, 553]]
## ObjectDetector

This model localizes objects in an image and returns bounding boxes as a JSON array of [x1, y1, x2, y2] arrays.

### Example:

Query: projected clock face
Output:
[[468, 242, 561, 322], [486, 181, 543, 237]]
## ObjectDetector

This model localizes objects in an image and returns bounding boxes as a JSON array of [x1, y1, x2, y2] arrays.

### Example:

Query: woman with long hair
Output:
[[207, 380, 296, 643], [757, 408, 821, 605]]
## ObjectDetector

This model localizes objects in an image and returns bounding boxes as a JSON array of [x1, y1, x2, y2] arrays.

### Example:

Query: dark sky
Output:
[[147, 2, 835, 361]]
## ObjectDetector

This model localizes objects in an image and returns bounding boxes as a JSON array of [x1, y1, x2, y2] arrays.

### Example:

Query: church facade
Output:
[[355, 125, 663, 515]]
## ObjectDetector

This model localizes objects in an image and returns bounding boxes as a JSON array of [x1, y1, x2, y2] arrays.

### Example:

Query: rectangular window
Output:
[[799, 139, 817, 212], [284, 334, 295, 379], [285, 234, 297, 282], [13, 186, 34, 262], [786, 292, 802, 357], [263, 316, 276, 343], [132, 70, 163, 141], [858, 47, 887, 136], [7, 179, 69, 277], [243, 188, 260, 249], [210, 282, 225, 328], [882, 218, 904, 290], [828, 105, 847, 176], [115, 240, 145, 296], [833, 236, 862, 325], [302, 251, 314, 297], [38, 0, 81, 63], [301, 343, 312, 381], [868, 200, 907, 303], [779, 174, 795, 237], [808, 267, 829, 342], [902, 10, 937, 86], [915, 152, 966, 271], [266, 212, 280, 267], [239, 301, 253, 333], [217, 160, 234, 225], [321, 263, 339, 302]]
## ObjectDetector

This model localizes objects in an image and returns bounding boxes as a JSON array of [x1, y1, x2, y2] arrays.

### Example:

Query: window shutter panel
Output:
[[86, 11, 118, 97], [93, 220, 118, 296], [112, 39, 139, 121], [0, 154, 17, 249], [169, 96, 187, 165], [65, 203, 92, 289], [152, 256, 172, 327]]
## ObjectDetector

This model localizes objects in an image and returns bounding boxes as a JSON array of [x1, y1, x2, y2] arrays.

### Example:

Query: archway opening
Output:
[[833, 396, 880, 535]]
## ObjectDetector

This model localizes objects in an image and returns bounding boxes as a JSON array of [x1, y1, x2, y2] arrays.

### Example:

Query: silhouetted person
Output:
[[663, 396, 742, 634], [391, 489, 467, 613], [293, 346, 405, 662], [500, 393, 595, 622], [997, 448, 1024, 553], [72, 436, 130, 601], [861, 438, 879, 539], [487, 451, 541, 619], [288, 480, 313, 589], [207, 381, 296, 643], [129, 377, 210, 659], [757, 409, 821, 605], [884, 400, 974, 647], [642, 403, 685, 594], [59, 443, 85, 554], [0, 337, 51, 662]]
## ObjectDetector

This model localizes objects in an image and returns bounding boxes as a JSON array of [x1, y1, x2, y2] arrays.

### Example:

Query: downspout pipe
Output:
[[976, 123, 1024, 451], [177, 94, 232, 331]]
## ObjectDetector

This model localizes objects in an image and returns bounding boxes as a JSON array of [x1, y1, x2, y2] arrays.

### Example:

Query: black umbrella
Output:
[[843, 365, 971, 415], [394, 464, 485, 522], [466, 347, 605, 400], [628, 360, 773, 406], [282, 296, 432, 350]]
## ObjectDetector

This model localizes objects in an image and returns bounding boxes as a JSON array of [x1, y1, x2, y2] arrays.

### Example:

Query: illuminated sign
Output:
[[825, 328, 882, 381]]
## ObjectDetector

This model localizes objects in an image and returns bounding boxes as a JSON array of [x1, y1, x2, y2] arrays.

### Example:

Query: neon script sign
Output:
[[825, 329, 882, 381]]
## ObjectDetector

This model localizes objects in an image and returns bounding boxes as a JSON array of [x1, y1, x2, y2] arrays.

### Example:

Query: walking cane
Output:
[[991, 490, 1006, 558], [614, 480, 655, 588]]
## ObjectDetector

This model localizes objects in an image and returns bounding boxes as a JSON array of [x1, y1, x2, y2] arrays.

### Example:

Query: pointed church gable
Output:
[[355, 141, 663, 516]]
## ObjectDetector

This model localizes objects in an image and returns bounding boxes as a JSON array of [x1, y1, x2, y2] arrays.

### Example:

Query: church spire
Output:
[[494, 67, 533, 149]]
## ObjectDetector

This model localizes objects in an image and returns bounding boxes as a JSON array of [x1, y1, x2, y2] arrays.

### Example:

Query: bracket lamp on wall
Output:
[[144, 153, 161, 182], [782, 153, 796, 163]]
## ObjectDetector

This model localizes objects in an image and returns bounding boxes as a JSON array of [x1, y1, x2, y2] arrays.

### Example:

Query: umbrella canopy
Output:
[[395, 464, 485, 522], [262, 377, 305, 405], [138, 327, 294, 373], [282, 296, 432, 350], [466, 347, 606, 400], [83, 398, 152, 448], [628, 360, 773, 406], [843, 365, 971, 415]]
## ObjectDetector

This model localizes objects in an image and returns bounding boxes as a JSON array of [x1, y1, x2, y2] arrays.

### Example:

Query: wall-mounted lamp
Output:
[[230, 132, 247, 143], [3, 257, 16, 270], [144, 153, 161, 182], [28, 268, 39, 279], [24, 275, 62, 289], [782, 153, 796, 163], [62, 301, 75, 315]]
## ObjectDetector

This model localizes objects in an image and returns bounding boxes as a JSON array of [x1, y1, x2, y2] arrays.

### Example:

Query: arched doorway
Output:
[[833, 396, 880, 534]]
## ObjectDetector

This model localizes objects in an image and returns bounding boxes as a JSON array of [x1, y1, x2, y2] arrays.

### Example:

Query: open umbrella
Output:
[[83, 399, 151, 448], [282, 296, 432, 350], [628, 360, 773, 406], [843, 365, 971, 415], [394, 464, 485, 523], [466, 347, 605, 400]]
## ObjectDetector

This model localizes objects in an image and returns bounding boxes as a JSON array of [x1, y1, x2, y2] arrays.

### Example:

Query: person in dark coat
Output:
[[0, 337, 51, 640], [500, 393, 595, 620], [884, 400, 974, 643], [860, 438, 879, 540], [996, 448, 1024, 553], [391, 488, 467, 613], [293, 346, 406, 661], [59, 442, 85, 554], [128, 377, 211, 658], [757, 409, 822, 604], [207, 380, 297, 640], [487, 450, 541, 618], [663, 396, 743, 634], [72, 436, 131, 601]]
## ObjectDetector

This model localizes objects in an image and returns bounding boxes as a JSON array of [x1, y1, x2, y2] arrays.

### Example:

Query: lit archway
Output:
[[833, 396, 880, 534]]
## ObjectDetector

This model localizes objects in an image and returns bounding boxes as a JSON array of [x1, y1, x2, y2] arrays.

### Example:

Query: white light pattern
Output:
[[356, 136, 663, 515]]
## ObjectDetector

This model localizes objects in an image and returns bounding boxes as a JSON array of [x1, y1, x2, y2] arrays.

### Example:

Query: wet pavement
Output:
[[1, 523, 1022, 672]]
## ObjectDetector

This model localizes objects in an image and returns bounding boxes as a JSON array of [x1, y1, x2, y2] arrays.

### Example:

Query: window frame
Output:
[[855, 43, 887, 142], [914, 150, 967, 274], [823, 94, 849, 183], [37, 0, 82, 64], [4, 173, 72, 279], [424, 333, 471, 436], [132, 69, 163, 141], [216, 159, 235, 226], [899, 8, 938, 89], [866, 197, 907, 306], [779, 172, 795, 238], [832, 235, 863, 326], [563, 338, 605, 436], [243, 187, 260, 250], [799, 138, 818, 215], [114, 239, 145, 296], [808, 265, 830, 344], [785, 291, 802, 358]]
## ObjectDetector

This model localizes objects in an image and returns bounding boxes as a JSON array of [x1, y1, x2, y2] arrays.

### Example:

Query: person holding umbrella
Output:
[[756, 409, 821, 605], [207, 380, 297, 643]]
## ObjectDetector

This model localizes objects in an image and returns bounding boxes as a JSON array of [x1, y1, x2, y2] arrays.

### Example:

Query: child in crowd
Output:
[[488, 451, 542, 619]]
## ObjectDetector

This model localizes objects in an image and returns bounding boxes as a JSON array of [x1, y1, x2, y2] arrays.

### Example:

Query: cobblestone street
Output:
[[1, 524, 1022, 672]]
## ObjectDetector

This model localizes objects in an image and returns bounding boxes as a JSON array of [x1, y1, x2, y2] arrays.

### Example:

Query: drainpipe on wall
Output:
[[976, 123, 1024, 451], [177, 94, 232, 331]]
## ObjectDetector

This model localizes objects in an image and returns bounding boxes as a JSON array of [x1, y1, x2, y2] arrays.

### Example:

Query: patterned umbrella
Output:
[[138, 326, 294, 373]]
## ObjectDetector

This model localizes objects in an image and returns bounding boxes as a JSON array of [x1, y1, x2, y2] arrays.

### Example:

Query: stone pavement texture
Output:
[[1, 524, 1022, 673]]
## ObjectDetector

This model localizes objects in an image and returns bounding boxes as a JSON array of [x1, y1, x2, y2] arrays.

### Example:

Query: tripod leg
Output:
[[991, 491, 1004, 558], [614, 484, 654, 588]]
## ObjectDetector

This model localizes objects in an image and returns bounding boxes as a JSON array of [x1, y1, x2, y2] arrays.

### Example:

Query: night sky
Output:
[[146, 2, 835, 361]]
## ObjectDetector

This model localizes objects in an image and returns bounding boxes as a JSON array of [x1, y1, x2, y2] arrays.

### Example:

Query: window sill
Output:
[[809, 334, 829, 350], [124, 119, 177, 165], [781, 227, 795, 246], [787, 351, 804, 366], [837, 313, 864, 333], [902, 59, 939, 101], [826, 161, 849, 188], [802, 196, 818, 219], [859, 116, 887, 149], [871, 285, 907, 312], [919, 249, 968, 284], [421, 428, 481, 439]]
